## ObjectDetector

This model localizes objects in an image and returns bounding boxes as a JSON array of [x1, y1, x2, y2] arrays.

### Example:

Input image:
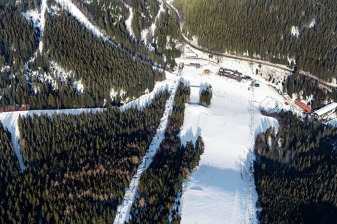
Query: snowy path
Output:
[[177, 63, 283, 224], [0, 73, 176, 171], [124, 3, 135, 39], [39, 0, 47, 52], [114, 75, 180, 224]]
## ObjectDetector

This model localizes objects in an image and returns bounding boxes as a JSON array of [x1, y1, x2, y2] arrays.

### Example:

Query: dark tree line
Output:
[[0, 1, 168, 110], [124, 0, 160, 40], [284, 72, 337, 109], [0, 91, 169, 223], [174, 0, 337, 81], [254, 111, 337, 224], [0, 123, 21, 208], [129, 83, 204, 223], [43, 11, 164, 103], [0, 3, 38, 68], [153, 3, 182, 69], [199, 86, 212, 107]]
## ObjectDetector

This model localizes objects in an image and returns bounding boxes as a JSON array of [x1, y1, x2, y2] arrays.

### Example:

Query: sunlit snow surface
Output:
[[178, 60, 284, 224]]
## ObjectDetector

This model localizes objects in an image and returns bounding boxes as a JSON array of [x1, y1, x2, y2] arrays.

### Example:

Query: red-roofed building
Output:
[[295, 100, 312, 114]]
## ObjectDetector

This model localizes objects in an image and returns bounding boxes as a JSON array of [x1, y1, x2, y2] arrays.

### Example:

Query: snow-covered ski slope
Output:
[[114, 73, 180, 224], [0, 74, 174, 171], [177, 58, 285, 224]]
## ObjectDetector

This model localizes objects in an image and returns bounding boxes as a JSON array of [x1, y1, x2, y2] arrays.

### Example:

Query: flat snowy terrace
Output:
[[178, 60, 285, 224]]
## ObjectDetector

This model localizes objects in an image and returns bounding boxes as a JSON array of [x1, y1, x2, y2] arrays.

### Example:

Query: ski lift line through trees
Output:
[[248, 78, 256, 221]]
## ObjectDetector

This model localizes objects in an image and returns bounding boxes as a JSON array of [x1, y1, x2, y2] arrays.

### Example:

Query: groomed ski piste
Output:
[[0, 73, 176, 171], [175, 57, 287, 224]]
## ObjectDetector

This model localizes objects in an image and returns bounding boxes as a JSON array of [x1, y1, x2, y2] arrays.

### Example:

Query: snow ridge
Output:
[[114, 76, 180, 224]]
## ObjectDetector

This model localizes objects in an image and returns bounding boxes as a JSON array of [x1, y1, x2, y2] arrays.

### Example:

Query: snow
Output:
[[313, 102, 337, 117], [141, 0, 165, 45], [39, 0, 47, 52], [0, 108, 104, 171], [1, 65, 10, 72], [56, 0, 104, 38], [150, 2, 165, 39], [55, 0, 117, 47], [124, 4, 135, 39], [110, 88, 118, 99], [173, 58, 287, 224], [113, 56, 291, 223], [21, 0, 48, 53], [114, 72, 180, 224], [24, 61, 79, 91], [49, 61, 74, 81], [0, 73, 177, 172], [183, 44, 290, 91], [291, 26, 300, 38], [49, 4, 61, 16], [308, 18, 316, 28], [73, 80, 84, 93]]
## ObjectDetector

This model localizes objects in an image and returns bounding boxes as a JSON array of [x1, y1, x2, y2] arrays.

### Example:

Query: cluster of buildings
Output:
[[295, 100, 337, 120], [218, 67, 243, 81]]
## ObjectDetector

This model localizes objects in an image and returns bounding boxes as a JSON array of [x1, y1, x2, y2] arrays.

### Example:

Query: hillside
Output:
[[173, 0, 337, 81], [254, 112, 337, 223], [0, 0, 178, 109], [1, 0, 337, 223]]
